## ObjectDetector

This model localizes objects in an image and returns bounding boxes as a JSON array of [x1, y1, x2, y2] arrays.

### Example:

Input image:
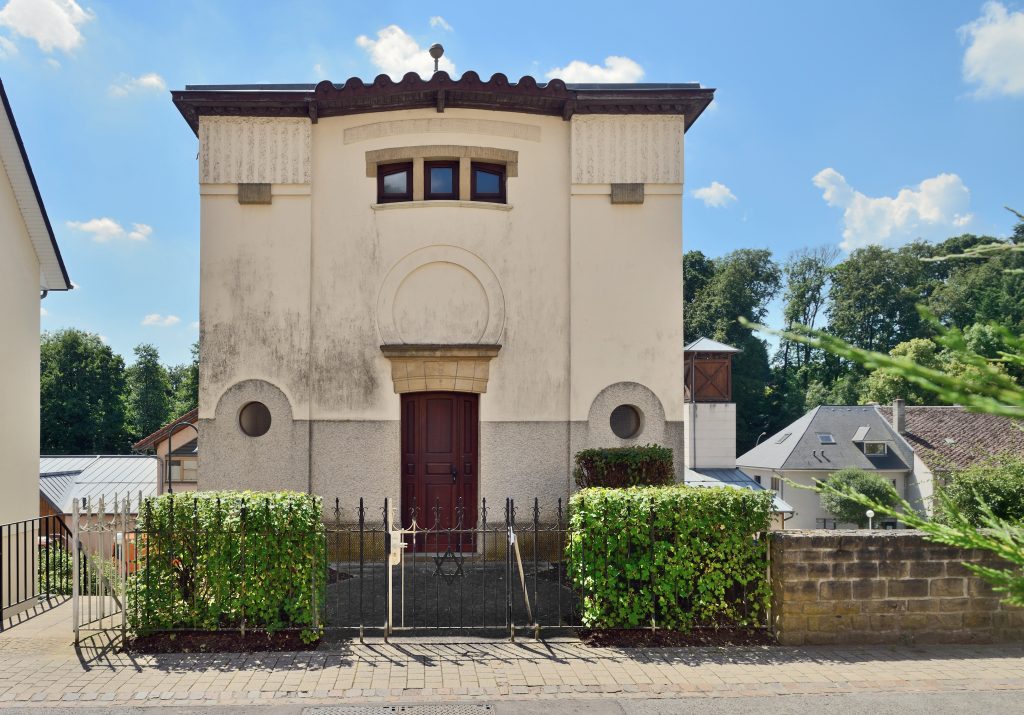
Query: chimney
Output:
[[892, 398, 905, 434]]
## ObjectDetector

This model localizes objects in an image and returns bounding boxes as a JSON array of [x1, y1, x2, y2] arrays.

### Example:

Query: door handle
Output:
[[451, 465, 457, 483]]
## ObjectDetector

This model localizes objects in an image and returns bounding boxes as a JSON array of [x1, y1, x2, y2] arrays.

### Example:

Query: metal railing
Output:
[[1, 515, 75, 621]]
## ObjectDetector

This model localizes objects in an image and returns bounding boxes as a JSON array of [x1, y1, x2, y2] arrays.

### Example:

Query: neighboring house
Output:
[[1, 79, 72, 614], [737, 404, 913, 529], [170, 69, 714, 527], [39, 455, 159, 519], [877, 403, 1024, 515], [132, 408, 199, 494], [681, 339, 793, 528]]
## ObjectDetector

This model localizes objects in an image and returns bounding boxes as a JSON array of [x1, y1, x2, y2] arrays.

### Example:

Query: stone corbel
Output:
[[380, 345, 501, 394]]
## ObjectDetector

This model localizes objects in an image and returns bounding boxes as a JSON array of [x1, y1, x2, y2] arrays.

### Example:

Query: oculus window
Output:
[[377, 162, 413, 203], [239, 401, 272, 437], [471, 162, 506, 203], [425, 161, 458, 200], [610, 404, 643, 439]]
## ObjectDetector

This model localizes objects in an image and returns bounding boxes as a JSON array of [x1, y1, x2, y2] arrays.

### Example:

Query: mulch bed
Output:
[[579, 627, 775, 647], [127, 630, 319, 654]]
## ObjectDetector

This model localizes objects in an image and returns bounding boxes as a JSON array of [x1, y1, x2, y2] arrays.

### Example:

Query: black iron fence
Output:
[[1, 515, 75, 621], [326, 497, 577, 638]]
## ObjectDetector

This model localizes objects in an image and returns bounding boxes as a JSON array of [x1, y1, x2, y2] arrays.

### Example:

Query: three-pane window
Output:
[[375, 160, 508, 204]]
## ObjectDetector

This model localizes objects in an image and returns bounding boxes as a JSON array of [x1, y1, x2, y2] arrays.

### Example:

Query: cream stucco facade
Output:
[[0, 80, 71, 612], [178, 76, 712, 516]]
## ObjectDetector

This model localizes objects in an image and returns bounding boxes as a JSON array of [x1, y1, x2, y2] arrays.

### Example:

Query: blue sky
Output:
[[2, 0, 1022, 365]]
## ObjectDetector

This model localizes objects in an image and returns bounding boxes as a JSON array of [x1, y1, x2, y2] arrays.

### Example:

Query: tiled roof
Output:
[[132, 407, 198, 451], [877, 405, 1024, 472], [737, 405, 912, 473]]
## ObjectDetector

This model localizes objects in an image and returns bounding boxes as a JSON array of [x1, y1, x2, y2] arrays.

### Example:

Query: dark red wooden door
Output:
[[401, 392, 478, 551]]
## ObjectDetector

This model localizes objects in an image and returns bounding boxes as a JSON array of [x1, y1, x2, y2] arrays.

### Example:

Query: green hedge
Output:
[[568, 485, 773, 630], [127, 491, 325, 643], [573, 445, 674, 488]]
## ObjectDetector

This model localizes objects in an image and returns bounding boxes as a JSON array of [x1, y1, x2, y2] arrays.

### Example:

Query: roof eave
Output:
[[0, 79, 71, 291], [171, 72, 715, 136]]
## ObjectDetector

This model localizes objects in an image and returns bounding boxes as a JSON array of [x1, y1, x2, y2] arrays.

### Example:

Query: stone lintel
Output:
[[380, 344, 501, 394]]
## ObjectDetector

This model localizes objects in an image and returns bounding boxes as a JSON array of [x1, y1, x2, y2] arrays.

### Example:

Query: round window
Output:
[[610, 404, 642, 439], [239, 401, 272, 437]]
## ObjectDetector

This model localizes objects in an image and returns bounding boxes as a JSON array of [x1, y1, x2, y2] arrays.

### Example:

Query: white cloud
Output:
[[40, 306, 48, 316], [356, 24, 456, 79], [45, 57, 59, 69], [813, 168, 974, 250], [108, 72, 167, 97], [960, 2, 1024, 97], [692, 181, 737, 208], [429, 16, 453, 32], [0, 34, 16, 57], [189, 321, 200, 330], [546, 56, 644, 83], [313, 62, 327, 79], [67, 217, 152, 242], [0, 0, 92, 53], [142, 314, 180, 327]]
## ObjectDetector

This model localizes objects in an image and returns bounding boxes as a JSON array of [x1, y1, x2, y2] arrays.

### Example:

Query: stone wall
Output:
[[771, 530, 1024, 645]]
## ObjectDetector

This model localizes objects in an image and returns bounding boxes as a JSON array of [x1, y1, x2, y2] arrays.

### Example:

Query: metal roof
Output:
[[0, 79, 71, 291], [684, 468, 794, 513], [737, 406, 912, 472], [684, 338, 741, 353], [39, 456, 158, 514]]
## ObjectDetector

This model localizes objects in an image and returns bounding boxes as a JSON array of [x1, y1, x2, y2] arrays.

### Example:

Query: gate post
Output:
[[72, 498, 80, 646], [384, 497, 391, 640]]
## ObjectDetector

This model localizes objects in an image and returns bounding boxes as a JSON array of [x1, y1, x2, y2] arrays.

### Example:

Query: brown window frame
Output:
[[377, 162, 413, 203], [470, 162, 506, 203], [424, 160, 460, 200]]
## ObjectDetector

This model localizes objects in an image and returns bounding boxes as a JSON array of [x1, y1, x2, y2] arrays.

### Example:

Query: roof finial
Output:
[[429, 43, 444, 74]]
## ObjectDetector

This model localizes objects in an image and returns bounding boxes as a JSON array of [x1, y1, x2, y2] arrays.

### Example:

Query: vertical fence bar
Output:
[[648, 503, 656, 632], [532, 498, 539, 639], [240, 499, 246, 639], [72, 499, 80, 644]]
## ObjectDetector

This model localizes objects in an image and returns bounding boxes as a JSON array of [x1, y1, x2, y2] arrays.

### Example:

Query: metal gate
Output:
[[324, 497, 578, 638], [72, 496, 133, 645]]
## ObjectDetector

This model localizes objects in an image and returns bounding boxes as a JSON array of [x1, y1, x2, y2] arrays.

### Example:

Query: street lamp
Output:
[[165, 421, 198, 495], [865, 509, 875, 530]]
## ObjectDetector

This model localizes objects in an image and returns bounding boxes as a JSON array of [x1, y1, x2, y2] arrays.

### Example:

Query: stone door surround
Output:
[[381, 344, 501, 394]]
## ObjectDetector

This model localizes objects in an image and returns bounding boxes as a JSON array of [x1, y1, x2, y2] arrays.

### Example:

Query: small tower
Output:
[[683, 338, 740, 469]]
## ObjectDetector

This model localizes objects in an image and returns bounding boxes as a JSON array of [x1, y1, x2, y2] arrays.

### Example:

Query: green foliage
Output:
[[573, 446, 674, 488], [38, 544, 73, 596], [126, 343, 171, 442], [41, 328, 129, 454], [567, 486, 773, 630], [128, 491, 326, 643], [167, 341, 200, 417], [684, 248, 782, 452], [937, 455, 1024, 526], [819, 468, 900, 527]]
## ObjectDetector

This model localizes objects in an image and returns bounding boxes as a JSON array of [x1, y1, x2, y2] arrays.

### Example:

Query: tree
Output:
[[819, 468, 899, 527], [41, 329, 129, 454], [126, 343, 171, 441], [167, 340, 199, 417], [778, 246, 838, 379], [684, 249, 782, 452], [827, 244, 930, 355], [937, 455, 1024, 526]]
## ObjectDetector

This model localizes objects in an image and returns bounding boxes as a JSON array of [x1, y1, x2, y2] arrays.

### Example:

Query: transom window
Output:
[[424, 161, 459, 200], [864, 441, 887, 456], [377, 162, 413, 203], [471, 162, 506, 203]]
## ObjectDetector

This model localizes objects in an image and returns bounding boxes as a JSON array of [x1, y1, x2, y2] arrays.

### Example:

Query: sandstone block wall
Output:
[[771, 530, 1024, 645]]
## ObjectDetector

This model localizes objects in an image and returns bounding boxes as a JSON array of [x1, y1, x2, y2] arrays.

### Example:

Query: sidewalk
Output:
[[2, 600, 1023, 707]]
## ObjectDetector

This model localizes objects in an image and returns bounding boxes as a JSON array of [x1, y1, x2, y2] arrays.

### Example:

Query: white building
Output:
[[171, 69, 714, 526], [0, 79, 72, 614]]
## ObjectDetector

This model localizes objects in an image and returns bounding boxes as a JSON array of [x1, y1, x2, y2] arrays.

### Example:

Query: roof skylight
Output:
[[816, 432, 836, 445]]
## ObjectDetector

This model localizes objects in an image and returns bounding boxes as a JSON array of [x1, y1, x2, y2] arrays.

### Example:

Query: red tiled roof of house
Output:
[[132, 407, 198, 451], [877, 405, 1024, 472]]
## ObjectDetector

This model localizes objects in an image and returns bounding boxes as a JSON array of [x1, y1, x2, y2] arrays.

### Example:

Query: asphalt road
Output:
[[4, 691, 1022, 714]]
